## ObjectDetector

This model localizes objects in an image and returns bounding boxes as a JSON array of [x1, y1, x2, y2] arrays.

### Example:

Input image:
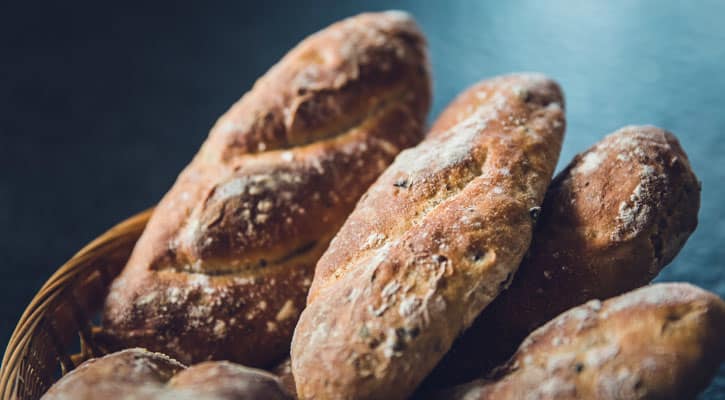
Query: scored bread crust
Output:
[[422, 125, 701, 388], [102, 11, 431, 366], [441, 283, 725, 400], [291, 73, 566, 399]]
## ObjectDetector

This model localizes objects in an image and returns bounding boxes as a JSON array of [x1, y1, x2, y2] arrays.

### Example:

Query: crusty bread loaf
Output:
[[41, 348, 292, 399], [422, 125, 701, 388], [291, 73, 566, 399], [168, 361, 292, 400], [438, 283, 725, 400], [102, 11, 431, 366], [41, 348, 185, 399]]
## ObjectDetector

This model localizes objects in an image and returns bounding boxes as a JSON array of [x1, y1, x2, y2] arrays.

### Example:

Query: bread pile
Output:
[[41, 348, 292, 400], [42, 11, 724, 400]]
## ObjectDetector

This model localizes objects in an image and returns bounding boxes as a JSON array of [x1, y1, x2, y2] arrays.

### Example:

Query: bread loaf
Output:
[[169, 361, 292, 400], [102, 11, 431, 366], [438, 283, 725, 399], [41, 348, 292, 399], [422, 125, 701, 388], [291, 73, 566, 399], [41, 348, 184, 399]]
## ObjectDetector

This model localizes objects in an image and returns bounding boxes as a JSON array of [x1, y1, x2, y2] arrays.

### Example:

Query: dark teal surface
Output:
[[1, 1, 723, 396]]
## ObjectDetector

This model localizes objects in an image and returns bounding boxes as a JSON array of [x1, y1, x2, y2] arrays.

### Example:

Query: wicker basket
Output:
[[0, 209, 152, 400]]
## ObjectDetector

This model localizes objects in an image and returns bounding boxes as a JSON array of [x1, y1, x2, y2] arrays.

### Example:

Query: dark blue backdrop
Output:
[[1, 1, 723, 396]]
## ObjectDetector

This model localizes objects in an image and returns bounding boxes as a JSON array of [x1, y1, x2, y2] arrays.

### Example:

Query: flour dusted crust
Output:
[[41, 349, 292, 400], [102, 11, 431, 366], [291, 74, 565, 399], [423, 125, 701, 387], [441, 283, 725, 400]]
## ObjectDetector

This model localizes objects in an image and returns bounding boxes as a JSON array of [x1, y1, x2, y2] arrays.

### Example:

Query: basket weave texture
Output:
[[0, 209, 152, 400]]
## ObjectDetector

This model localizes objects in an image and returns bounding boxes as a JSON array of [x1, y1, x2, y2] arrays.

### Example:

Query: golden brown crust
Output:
[[423, 125, 701, 388], [291, 73, 565, 399], [102, 11, 431, 366], [441, 283, 725, 400], [41, 349, 292, 400]]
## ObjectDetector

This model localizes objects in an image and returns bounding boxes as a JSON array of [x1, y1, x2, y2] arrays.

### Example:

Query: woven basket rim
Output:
[[0, 208, 153, 399]]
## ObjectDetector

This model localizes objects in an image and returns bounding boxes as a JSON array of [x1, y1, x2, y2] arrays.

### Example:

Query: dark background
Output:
[[1, 0, 724, 396]]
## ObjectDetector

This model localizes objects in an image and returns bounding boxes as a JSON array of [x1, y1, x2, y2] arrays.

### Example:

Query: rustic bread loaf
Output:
[[438, 283, 725, 400], [422, 125, 701, 388], [41, 348, 292, 399], [41, 348, 183, 399], [291, 73, 566, 399], [102, 10, 431, 366], [168, 361, 292, 400]]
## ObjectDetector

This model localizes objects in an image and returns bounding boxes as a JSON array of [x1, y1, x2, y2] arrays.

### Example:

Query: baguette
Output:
[[102, 11, 431, 366], [291, 73, 565, 399], [439, 283, 725, 399], [423, 125, 701, 388], [41, 348, 292, 399]]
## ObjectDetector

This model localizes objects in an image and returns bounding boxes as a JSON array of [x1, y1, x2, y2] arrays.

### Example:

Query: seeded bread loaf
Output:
[[102, 11, 431, 366], [439, 283, 725, 400], [422, 125, 701, 388], [291, 73, 566, 399]]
